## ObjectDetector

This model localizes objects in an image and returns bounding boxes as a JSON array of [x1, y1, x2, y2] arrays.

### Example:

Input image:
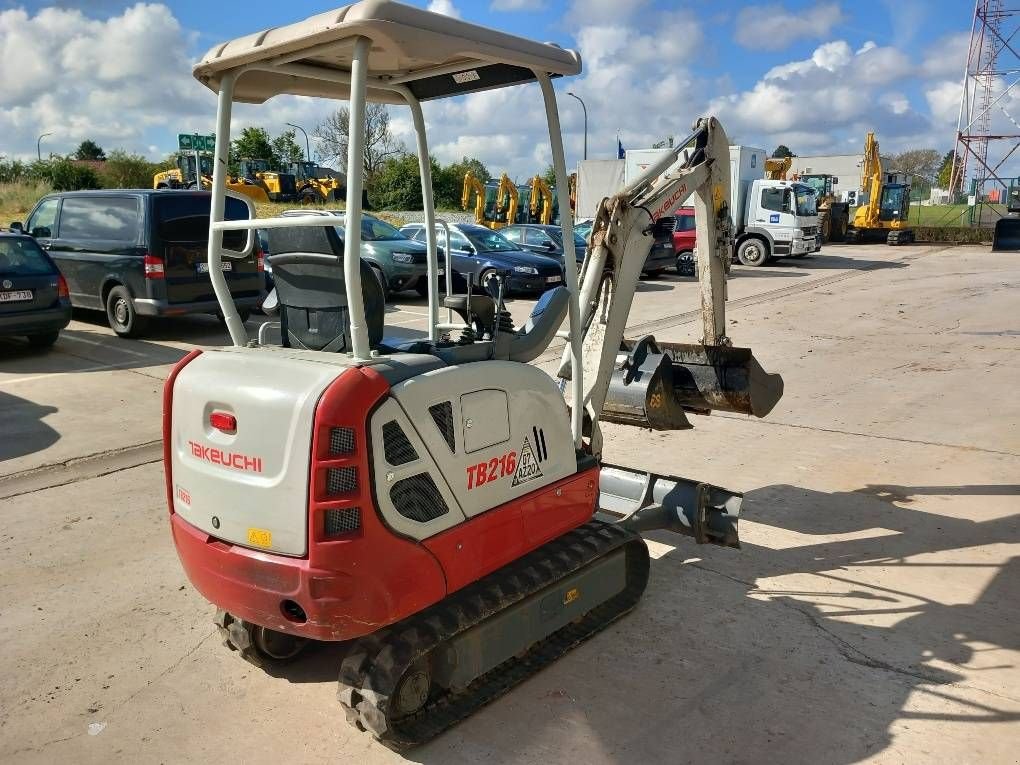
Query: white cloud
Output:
[[0, 3, 208, 160], [427, 0, 461, 18], [921, 32, 970, 79], [734, 2, 845, 51], [566, 0, 648, 25], [925, 81, 964, 125], [490, 0, 544, 9]]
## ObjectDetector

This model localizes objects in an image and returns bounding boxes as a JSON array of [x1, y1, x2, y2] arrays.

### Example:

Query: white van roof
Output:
[[193, 0, 581, 105]]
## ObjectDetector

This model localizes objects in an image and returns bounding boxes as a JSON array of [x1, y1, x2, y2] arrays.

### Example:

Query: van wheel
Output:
[[737, 239, 769, 267], [106, 286, 149, 338]]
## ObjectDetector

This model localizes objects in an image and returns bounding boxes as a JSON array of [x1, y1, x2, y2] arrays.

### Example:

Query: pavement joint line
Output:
[[0, 360, 141, 387], [713, 413, 1020, 458], [59, 333, 150, 358], [0, 440, 163, 499]]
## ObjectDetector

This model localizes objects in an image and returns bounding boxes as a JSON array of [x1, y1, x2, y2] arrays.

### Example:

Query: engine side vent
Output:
[[390, 473, 449, 523], [326, 466, 357, 495], [324, 507, 361, 536], [329, 426, 355, 456], [429, 401, 456, 452], [382, 420, 418, 465]]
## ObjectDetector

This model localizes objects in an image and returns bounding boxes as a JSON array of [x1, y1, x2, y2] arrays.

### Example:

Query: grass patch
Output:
[[0, 181, 53, 225], [914, 226, 992, 244]]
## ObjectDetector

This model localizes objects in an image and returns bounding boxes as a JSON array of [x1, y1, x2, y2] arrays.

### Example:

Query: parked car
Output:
[[280, 209, 444, 298], [501, 223, 586, 264], [400, 222, 563, 294], [14, 190, 264, 337], [570, 217, 674, 276], [672, 206, 696, 276], [0, 232, 71, 348]]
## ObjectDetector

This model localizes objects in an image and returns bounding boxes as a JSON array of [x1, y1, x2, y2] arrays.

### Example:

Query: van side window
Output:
[[58, 197, 139, 241], [27, 198, 59, 238], [760, 188, 786, 213]]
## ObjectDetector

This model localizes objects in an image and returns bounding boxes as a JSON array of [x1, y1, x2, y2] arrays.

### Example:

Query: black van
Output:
[[15, 190, 264, 337]]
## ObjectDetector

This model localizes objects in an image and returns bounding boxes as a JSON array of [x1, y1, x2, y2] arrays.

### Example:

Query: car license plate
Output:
[[0, 290, 33, 303], [196, 261, 232, 273], [546, 276, 561, 283]]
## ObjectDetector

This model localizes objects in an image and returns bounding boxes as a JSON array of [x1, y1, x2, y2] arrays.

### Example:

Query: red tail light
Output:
[[256, 247, 265, 273], [57, 274, 69, 298], [144, 253, 165, 279], [209, 411, 237, 434]]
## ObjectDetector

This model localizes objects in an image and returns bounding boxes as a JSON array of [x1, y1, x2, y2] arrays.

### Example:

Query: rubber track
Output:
[[337, 520, 650, 748]]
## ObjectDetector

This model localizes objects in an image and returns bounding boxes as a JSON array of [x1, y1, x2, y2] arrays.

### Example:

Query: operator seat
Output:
[[266, 225, 385, 352], [503, 286, 570, 362]]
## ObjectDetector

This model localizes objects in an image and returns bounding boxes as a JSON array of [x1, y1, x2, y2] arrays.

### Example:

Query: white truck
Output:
[[576, 145, 820, 267], [728, 145, 820, 266]]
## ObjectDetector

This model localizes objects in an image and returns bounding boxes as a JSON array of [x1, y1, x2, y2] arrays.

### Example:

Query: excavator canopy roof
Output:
[[193, 0, 582, 105]]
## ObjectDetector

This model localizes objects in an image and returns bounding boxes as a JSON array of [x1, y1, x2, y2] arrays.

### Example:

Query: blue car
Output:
[[400, 222, 563, 294], [0, 232, 71, 348]]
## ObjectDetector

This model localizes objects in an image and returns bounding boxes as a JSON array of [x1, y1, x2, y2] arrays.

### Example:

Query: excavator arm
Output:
[[529, 175, 554, 224], [461, 171, 487, 225], [560, 116, 783, 454], [494, 172, 518, 227]]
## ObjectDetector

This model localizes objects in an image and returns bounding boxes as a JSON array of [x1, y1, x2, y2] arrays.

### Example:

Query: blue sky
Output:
[[0, 1, 975, 176]]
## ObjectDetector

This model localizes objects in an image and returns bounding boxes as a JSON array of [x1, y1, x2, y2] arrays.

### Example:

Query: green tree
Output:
[[231, 127, 274, 164], [38, 158, 101, 191], [433, 156, 491, 209], [74, 139, 106, 161], [96, 150, 161, 189], [369, 154, 431, 210], [271, 130, 306, 166], [541, 164, 557, 187], [937, 150, 958, 189], [891, 148, 941, 181], [772, 144, 795, 158]]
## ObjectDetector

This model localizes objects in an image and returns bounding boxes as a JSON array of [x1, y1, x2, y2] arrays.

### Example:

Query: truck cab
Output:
[[730, 146, 820, 266]]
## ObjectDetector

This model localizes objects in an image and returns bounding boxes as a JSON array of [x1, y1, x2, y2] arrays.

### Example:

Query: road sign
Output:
[[178, 134, 216, 152]]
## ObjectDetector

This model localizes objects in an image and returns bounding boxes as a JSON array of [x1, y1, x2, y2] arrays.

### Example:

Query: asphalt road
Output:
[[1, 244, 1018, 763]]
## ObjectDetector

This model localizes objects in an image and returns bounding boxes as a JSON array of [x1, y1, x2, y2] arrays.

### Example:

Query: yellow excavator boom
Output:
[[854, 131, 883, 229], [494, 172, 517, 228], [764, 157, 791, 180], [529, 175, 554, 224], [461, 171, 486, 224]]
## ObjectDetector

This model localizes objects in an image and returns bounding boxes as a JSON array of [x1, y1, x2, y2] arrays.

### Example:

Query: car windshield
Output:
[[335, 216, 408, 242], [795, 188, 817, 216], [547, 229, 586, 247], [0, 238, 53, 275], [464, 228, 518, 252]]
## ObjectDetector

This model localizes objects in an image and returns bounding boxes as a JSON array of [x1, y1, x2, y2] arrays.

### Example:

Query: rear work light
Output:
[[209, 411, 237, 434], [57, 274, 69, 298], [143, 253, 165, 279]]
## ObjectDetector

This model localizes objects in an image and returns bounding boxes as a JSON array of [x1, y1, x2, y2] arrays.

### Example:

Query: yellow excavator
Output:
[[153, 153, 270, 204], [462, 171, 517, 229], [765, 156, 792, 180], [528, 175, 555, 224], [846, 132, 914, 245]]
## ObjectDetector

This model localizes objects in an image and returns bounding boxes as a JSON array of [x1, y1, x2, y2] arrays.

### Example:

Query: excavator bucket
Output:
[[992, 217, 1020, 251], [598, 464, 743, 548], [599, 335, 784, 430]]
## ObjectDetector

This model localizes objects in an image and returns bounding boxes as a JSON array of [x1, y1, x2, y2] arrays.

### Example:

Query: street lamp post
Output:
[[285, 122, 311, 163], [566, 92, 588, 160], [37, 132, 53, 161]]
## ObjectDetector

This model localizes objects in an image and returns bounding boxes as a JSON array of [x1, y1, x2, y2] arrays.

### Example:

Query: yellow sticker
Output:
[[563, 587, 580, 605], [247, 527, 272, 548]]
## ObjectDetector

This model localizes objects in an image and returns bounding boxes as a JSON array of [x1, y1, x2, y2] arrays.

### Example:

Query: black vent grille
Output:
[[329, 427, 355, 456], [429, 401, 455, 452], [390, 473, 449, 523], [326, 466, 357, 495], [382, 421, 418, 465], [324, 507, 361, 536]]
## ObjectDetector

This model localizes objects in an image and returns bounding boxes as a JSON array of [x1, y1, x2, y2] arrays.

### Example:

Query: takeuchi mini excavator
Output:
[[165, 1, 783, 748]]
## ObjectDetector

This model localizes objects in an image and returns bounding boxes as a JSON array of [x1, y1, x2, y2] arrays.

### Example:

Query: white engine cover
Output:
[[374, 361, 576, 540], [169, 347, 346, 556]]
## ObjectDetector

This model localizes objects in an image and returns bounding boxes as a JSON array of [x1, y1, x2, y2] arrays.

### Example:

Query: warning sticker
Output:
[[511, 436, 544, 487]]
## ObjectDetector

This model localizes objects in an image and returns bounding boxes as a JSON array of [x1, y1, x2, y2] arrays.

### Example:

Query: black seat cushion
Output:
[[267, 225, 384, 352]]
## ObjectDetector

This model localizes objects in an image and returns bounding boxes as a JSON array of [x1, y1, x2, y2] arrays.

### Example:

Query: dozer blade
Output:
[[992, 217, 1020, 251], [599, 335, 783, 430], [598, 463, 743, 548]]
